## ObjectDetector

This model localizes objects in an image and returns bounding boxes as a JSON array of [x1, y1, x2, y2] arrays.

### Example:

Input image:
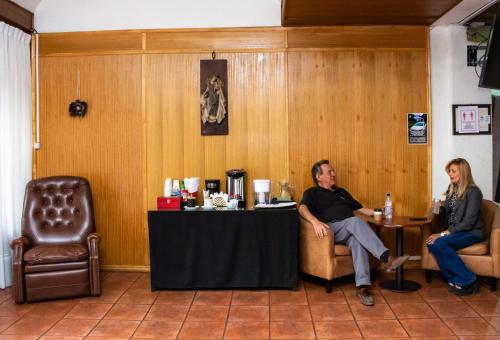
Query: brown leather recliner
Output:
[[421, 199, 500, 290], [10, 176, 101, 303], [300, 217, 377, 292]]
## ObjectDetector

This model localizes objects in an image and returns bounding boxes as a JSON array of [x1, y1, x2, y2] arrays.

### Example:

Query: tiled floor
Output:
[[0, 269, 499, 339]]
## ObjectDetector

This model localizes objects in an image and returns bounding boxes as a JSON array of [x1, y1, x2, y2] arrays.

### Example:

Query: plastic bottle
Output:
[[384, 192, 393, 221]]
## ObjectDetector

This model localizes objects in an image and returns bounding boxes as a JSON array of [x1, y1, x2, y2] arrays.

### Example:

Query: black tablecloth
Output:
[[148, 208, 299, 289]]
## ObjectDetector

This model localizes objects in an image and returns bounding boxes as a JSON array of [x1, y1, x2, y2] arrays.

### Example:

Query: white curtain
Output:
[[0, 23, 32, 289]]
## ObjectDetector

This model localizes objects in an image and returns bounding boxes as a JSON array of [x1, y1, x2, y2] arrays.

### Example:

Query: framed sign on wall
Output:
[[452, 104, 491, 135]]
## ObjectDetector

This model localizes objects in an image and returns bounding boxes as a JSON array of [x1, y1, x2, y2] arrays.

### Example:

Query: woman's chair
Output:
[[11, 176, 101, 303], [299, 217, 377, 292], [421, 199, 500, 290]]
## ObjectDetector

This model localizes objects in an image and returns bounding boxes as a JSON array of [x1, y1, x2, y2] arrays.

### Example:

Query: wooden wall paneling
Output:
[[145, 29, 285, 52], [36, 55, 146, 268], [39, 31, 143, 56], [286, 26, 427, 49]]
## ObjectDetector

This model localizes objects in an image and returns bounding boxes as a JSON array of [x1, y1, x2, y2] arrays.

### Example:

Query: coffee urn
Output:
[[226, 169, 246, 208]]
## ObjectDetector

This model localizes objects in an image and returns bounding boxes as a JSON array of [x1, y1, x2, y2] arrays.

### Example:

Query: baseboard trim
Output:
[[101, 265, 150, 272]]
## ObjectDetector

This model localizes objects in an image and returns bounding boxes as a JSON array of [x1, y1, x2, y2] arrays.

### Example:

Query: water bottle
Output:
[[384, 193, 393, 221]]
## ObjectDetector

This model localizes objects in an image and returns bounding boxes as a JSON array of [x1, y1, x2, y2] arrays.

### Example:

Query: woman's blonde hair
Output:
[[445, 158, 476, 198]]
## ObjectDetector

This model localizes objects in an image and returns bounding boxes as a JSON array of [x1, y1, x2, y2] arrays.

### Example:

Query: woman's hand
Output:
[[312, 220, 330, 239], [425, 233, 441, 245]]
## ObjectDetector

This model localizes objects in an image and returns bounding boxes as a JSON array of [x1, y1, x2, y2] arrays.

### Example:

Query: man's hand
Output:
[[425, 233, 441, 245], [312, 220, 330, 239]]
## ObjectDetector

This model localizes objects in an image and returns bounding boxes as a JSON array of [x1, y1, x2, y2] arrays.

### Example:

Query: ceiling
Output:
[[282, 0, 464, 26]]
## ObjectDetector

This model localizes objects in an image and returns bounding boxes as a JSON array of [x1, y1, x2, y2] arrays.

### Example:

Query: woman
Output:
[[426, 158, 483, 296]]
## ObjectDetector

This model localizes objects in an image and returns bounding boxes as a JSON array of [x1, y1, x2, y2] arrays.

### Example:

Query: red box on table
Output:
[[157, 196, 181, 210]]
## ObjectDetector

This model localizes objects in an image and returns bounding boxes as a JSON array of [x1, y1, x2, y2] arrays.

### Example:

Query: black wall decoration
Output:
[[200, 59, 228, 135]]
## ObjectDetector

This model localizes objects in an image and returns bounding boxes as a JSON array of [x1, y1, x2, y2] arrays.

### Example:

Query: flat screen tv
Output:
[[479, 15, 500, 90]]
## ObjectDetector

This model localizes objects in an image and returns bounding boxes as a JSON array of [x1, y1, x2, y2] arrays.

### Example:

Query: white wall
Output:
[[34, 0, 281, 32], [430, 25, 493, 199]]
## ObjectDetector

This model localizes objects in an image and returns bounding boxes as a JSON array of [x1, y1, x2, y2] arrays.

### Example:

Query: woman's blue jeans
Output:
[[427, 231, 481, 287]]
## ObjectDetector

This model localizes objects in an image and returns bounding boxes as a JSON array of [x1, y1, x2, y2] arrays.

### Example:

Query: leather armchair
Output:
[[421, 199, 500, 290], [10, 176, 101, 303], [300, 217, 377, 292]]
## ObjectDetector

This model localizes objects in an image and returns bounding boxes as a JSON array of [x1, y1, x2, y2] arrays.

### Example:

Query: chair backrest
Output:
[[21, 176, 96, 246], [480, 199, 500, 238]]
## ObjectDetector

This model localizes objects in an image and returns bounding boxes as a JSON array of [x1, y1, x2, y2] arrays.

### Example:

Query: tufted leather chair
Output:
[[10, 176, 101, 303], [421, 199, 500, 290]]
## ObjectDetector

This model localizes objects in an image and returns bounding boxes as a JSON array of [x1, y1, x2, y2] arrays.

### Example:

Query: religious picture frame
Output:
[[200, 59, 228, 135]]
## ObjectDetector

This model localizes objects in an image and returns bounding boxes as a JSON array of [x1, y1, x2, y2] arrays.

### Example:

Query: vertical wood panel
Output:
[[37, 55, 145, 267], [146, 52, 288, 208]]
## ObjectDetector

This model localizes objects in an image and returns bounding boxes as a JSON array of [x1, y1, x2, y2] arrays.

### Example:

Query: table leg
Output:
[[379, 227, 421, 292]]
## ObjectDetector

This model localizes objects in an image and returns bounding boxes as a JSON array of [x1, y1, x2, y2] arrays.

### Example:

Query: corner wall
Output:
[[430, 25, 493, 199]]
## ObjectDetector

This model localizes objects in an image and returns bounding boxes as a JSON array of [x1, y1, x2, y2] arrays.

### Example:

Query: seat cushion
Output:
[[457, 239, 489, 256], [334, 244, 351, 256], [24, 244, 88, 265]]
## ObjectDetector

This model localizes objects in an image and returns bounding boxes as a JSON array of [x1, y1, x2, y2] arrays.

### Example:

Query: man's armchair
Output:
[[11, 176, 101, 303], [421, 199, 500, 290], [299, 217, 376, 292]]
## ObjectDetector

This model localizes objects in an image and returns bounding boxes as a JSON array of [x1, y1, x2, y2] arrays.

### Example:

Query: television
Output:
[[479, 15, 500, 89]]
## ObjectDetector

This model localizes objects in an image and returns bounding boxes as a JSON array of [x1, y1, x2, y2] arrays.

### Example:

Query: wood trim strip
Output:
[[101, 265, 150, 272], [0, 0, 33, 33]]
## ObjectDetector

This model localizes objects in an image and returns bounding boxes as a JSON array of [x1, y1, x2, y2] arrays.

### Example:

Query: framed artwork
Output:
[[408, 113, 428, 145], [200, 59, 228, 136], [452, 104, 491, 135]]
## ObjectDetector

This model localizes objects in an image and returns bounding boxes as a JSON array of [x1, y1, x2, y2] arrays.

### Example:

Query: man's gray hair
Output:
[[311, 159, 330, 186]]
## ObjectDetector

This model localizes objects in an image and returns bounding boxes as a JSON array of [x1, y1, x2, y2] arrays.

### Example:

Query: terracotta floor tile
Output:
[[459, 336, 500, 340], [350, 303, 395, 320], [177, 321, 225, 339], [269, 305, 310, 321], [24, 301, 76, 319], [485, 316, 500, 332], [0, 336, 39, 340], [429, 301, 480, 318], [419, 288, 462, 302], [130, 279, 152, 290], [192, 291, 232, 306], [444, 317, 500, 336], [357, 320, 408, 338], [145, 304, 189, 321], [306, 290, 347, 305], [270, 290, 308, 305], [186, 305, 229, 321], [231, 291, 269, 305], [132, 320, 181, 339], [1, 316, 59, 336], [78, 288, 125, 304], [381, 290, 424, 303], [460, 288, 499, 302], [0, 316, 18, 332], [400, 318, 454, 337], [45, 318, 99, 337], [343, 288, 386, 305], [0, 301, 35, 317], [410, 337, 458, 340], [101, 279, 133, 291], [228, 305, 269, 321], [64, 303, 113, 319], [87, 319, 140, 338], [155, 291, 195, 305], [104, 272, 142, 282], [104, 303, 150, 320], [467, 300, 500, 316], [117, 288, 158, 305], [390, 302, 437, 319], [224, 321, 269, 339], [310, 304, 353, 321], [270, 321, 315, 339], [314, 320, 362, 338], [39, 336, 84, 339]]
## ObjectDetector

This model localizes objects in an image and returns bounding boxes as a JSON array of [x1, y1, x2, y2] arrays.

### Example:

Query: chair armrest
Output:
[[10, 236, 29, 303], [299, 217, 335, 279], [490, 228, 500, 277], [87, 233, 101, 296]]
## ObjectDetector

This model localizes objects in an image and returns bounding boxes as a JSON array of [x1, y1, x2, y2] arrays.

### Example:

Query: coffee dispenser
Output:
[[205, 179, 220, 196], [226, 169, 246, 208]]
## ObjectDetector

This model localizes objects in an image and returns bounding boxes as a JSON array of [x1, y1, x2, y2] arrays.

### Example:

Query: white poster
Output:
[[456, 106, 479, 133]]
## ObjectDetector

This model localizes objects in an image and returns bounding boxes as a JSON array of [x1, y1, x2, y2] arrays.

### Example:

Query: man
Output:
[[299, 159, 409, 306]]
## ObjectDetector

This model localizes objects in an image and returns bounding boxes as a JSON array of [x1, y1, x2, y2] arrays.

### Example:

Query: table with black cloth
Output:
[[148, 208, 299, 290]]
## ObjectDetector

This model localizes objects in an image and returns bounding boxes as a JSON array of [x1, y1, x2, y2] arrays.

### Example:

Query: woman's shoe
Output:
[[452, 280, 480, 296]]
